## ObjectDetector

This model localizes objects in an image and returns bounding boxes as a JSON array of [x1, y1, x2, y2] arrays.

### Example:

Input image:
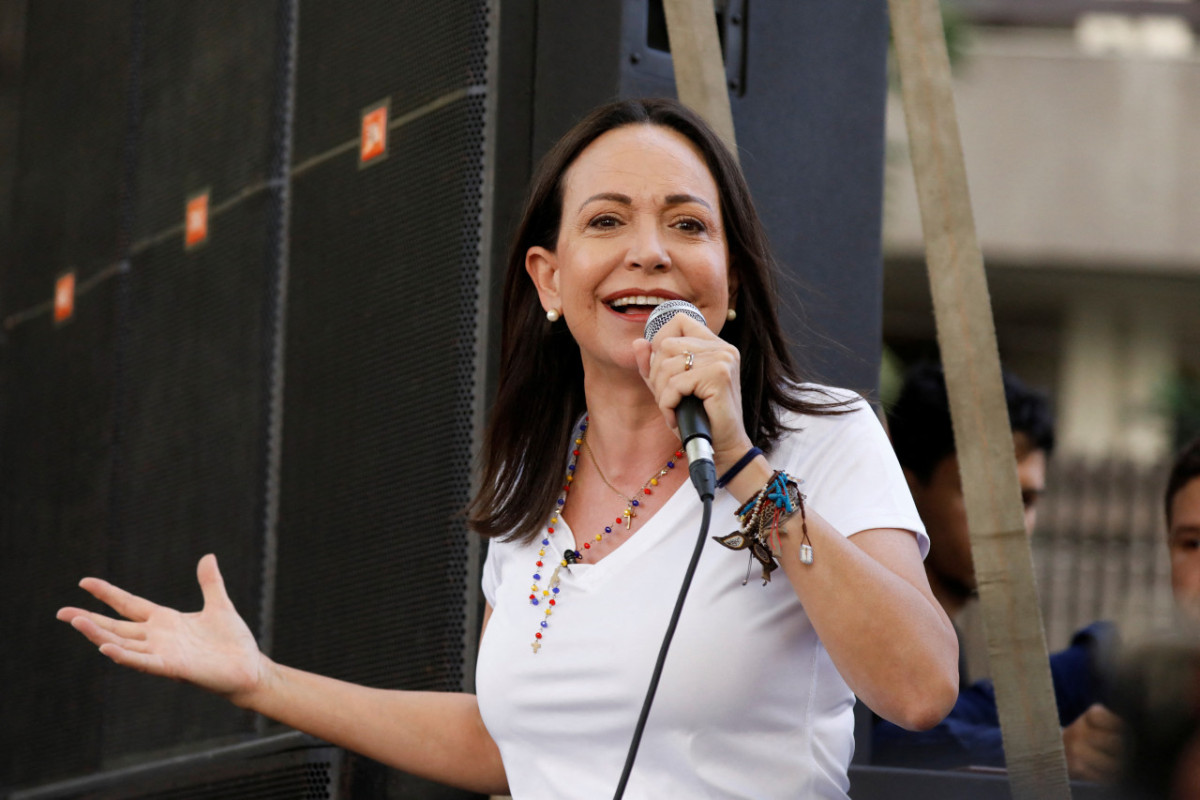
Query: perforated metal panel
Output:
[[0, 0, 132, 788], [103, 195, 273, 759], [274, 0, 489, 693], [0, 1, 131, 313], [94, 1, 289, 765], [8, 736, 340, 800], [0, 285, 117, 788]]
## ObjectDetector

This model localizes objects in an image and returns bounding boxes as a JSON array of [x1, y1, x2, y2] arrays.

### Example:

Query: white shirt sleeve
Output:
[[773, 392, 929, 559]]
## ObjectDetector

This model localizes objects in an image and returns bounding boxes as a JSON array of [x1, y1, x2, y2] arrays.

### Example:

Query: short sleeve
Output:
[[481, 538, 501, 608], [772, 391, 929, 559]]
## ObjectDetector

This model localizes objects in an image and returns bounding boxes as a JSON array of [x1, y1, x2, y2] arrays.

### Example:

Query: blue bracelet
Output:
[[716, 446, 763, 488]]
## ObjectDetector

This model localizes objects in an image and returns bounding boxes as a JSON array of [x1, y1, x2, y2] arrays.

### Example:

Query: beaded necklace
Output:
[[528, 416, 683, 653]]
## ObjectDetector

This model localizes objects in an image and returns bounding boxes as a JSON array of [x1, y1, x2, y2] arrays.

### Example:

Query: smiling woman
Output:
[[58, 98, 958, 800]]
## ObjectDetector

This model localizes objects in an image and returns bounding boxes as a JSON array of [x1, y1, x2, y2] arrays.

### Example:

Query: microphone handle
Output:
[[676, 395, 716, 500]]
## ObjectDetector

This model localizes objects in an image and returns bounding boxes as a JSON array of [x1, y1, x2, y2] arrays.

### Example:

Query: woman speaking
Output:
[[58, 98, 957, 799]]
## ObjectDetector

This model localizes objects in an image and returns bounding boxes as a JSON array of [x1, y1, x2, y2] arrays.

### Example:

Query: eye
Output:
[[587, 214, 622, 229], [673, 217, 707, 234]]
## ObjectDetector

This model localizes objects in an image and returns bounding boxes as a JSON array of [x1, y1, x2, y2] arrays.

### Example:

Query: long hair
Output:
[[468, 98, 848, 543]]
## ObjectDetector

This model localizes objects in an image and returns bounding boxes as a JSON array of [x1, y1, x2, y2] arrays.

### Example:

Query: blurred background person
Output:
[[874, 362, 1123, 783]]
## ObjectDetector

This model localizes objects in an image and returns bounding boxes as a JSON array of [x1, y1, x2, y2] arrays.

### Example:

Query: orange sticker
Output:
[[360, 103, 389, 164], [54, 272, 75, 323], [185, 192, 209, 249]]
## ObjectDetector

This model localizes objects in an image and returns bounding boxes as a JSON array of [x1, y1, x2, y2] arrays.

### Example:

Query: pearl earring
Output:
[[546, 308, 561, 322], [726, 308, 737, 322]]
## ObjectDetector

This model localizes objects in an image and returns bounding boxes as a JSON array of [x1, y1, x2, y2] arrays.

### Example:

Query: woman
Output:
[[58, 98, 957, 798]]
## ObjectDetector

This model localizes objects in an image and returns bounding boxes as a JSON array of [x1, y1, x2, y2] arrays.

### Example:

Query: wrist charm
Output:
[[713, 470, 808, 584], [797, 491, 813, 565]]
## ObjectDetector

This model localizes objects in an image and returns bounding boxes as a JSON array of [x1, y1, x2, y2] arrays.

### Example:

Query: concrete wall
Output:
[[883, 25, 1200, 462], [885, 26, 1200, 273]]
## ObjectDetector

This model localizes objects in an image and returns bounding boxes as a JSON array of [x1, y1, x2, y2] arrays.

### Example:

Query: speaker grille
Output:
[[0, 287, 116, 788], [107, 763, 333, 800], [0, 0, 131, 787], [101, 196, 273, 762], [273, 1, 489, 691]]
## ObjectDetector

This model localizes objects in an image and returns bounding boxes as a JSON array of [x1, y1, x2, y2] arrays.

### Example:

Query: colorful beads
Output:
[[529, 414, 683, 654]]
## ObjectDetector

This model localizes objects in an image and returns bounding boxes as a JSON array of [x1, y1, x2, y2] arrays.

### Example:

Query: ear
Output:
[[525, 245, 561, 314]]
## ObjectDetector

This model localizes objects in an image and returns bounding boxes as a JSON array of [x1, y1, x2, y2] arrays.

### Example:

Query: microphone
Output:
[[643, 300, 717, 501]]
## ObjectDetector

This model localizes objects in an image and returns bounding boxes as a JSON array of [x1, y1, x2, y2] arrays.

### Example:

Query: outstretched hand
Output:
[[57, 554, 266, 706]]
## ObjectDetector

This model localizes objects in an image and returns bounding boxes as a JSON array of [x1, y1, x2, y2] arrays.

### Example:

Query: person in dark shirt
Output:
[[874, 363, 1123, 782]]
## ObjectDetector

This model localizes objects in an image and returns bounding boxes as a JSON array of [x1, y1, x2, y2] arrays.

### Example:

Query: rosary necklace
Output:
[[528, 416, 683, 653]]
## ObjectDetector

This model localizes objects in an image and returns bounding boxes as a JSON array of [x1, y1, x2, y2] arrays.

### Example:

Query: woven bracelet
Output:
[[716, 446, 763, 488]]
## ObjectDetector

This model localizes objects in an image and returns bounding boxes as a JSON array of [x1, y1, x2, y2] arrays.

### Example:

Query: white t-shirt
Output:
[[476, 388, 927, 799]]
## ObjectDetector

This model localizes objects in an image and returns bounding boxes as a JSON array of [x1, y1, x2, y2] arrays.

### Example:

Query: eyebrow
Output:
[[577, 192, 714, 213]]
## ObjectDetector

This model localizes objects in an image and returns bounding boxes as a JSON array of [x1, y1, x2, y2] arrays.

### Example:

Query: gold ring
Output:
[[683, 351, 695, 371]]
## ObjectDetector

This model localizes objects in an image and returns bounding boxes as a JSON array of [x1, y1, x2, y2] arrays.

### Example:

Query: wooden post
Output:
[[662, 0, 738, 159], [888, 0, 1072, 797]]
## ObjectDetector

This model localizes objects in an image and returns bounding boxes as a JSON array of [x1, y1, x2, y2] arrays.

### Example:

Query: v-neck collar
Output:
[[548, 476, 694, 590]]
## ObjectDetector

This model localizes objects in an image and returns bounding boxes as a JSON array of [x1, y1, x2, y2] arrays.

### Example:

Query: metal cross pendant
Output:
[[623, 504, 635, 530]]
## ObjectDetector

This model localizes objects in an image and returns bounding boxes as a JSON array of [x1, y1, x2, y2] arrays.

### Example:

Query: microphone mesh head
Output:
[[643, 300, 706, 342]]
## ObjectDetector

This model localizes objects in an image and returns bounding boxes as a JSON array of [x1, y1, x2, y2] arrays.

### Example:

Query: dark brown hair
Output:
[[468, 98, 849, 543], [1167, 437, 1200, 528]]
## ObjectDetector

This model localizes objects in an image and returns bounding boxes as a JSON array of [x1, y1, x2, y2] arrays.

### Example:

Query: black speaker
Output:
[[0, 0, 133, 788], [271, 0, 491, 698], [3, 0, 492, 797]]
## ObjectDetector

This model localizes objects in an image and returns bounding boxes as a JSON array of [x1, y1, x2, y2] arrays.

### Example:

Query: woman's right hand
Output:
[[57, 554, 267, 706]]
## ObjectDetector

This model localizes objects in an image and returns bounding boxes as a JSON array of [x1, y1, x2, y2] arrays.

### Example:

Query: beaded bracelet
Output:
[[713, 470, 811, 585], [715, 446, 763, 488]]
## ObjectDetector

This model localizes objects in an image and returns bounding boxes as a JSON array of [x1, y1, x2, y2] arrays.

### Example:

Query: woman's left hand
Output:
[[631, 313, 753, 472]]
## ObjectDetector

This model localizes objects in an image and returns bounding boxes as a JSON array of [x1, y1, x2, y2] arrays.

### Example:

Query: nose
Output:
[[626, 220, 669, 271]]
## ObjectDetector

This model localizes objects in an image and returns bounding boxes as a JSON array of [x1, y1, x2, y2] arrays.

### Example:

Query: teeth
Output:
[[609, 295, 670, 308]]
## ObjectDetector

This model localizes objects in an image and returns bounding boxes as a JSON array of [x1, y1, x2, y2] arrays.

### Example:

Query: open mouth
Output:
[[606, 295, 673, 314]]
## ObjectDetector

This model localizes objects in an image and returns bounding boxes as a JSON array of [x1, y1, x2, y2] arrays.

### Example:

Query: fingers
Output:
[[1085, 703, 1124, 733], [78, 576, 157, 622], [632, 338, 652, 380], [59, 610, 153, 655], [98, 643, 166, 675], [58, 607, 147, 641], [197, 553, 233, 611], [639, 316, 745, 452], [1064, 704, 1125, 783]]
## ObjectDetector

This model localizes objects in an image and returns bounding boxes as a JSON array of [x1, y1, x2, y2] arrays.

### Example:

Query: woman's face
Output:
[[526, 123, 733, 374]]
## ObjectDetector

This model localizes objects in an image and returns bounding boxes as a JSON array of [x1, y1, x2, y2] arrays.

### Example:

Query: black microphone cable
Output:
[[612, 493, 713, 799]]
